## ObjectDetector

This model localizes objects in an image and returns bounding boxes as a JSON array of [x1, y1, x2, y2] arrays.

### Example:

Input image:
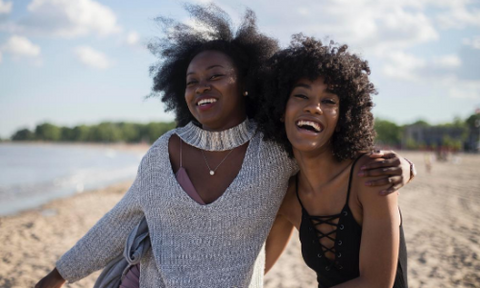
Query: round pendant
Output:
[[209, 170, 215, 176]]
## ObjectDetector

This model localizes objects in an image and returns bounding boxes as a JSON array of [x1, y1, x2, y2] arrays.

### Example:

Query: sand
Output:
[[0, 151, 479, 288]]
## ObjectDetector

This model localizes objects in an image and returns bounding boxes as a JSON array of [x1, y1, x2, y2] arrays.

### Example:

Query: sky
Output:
[[0, 0, 479, 138]]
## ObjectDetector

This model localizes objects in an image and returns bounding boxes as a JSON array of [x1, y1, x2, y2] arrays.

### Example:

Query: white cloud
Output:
[[18, 0, 120, 38], [0, 0, 12, 14], [1, 35, 41, 57], [449, 81, 480, 100], [463, 36, 480, 50], [383, 52, 463, 81], [437, 5, 480, 29], [253, 0, 440, 55], [126, 31, 140, 46], [383, 51, 426, 81], [74, 46, 110, 69], [432, 55, 461, 68]]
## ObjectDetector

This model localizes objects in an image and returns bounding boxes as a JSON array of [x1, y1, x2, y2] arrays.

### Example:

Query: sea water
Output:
[[0, 143, 145, 216]]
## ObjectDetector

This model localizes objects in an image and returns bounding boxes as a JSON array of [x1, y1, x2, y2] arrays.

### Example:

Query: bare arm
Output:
[[333, 158, 401, 288], [265, 213, 295, 274], [35, 268, 65, 288]]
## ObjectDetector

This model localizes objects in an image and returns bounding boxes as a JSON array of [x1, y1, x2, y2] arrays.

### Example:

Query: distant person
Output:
[[35, 4, 414, 288], [260, 35, 408, 287], [424, 153, 432, 173]]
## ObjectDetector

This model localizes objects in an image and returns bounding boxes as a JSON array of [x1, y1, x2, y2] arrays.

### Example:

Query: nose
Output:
[[195, 83, 211, 94], [304, 102, 323, 115]]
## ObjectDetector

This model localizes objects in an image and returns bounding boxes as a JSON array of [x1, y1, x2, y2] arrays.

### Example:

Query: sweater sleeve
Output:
[[55, 156, 147, 283]]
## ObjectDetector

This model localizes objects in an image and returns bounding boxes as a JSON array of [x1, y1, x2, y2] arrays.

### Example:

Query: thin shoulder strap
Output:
[[295, 174, 306, 210], [179, 137, 183, 168], [346, 154, 366, 204]]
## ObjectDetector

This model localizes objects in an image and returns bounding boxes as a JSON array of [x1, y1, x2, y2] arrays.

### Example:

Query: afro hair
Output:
[[256, 34, 377, 161], [148, 3, 279, 127]]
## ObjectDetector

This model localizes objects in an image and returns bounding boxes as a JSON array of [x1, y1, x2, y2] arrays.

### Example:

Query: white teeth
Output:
[[197, 98, 217, 106], [296, 120, 321, 132]]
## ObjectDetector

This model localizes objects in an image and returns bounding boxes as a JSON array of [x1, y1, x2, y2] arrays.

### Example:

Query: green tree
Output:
[[118, 122, 141, 143], [71, 125, 91, 142], [10, 121, 176, 143], [88, 122, 123, 142], [35, 123, 61, 141], [144, 122, 176, 143], [411, 119, 430, 127], [466, 113, 480, 129], [11, 128, 35, 141], [374, 119, 402, 146], [60, 127, 75, 141]]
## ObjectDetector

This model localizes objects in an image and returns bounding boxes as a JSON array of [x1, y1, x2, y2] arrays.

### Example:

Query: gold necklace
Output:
[[200, 149, 235, 176]]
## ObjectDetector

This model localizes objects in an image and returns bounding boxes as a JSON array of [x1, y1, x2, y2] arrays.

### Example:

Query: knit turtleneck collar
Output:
[[175, 119, 257, 151]]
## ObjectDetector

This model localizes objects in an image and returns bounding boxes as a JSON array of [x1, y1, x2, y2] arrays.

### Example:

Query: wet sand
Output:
[[0, 151, 479, 287]]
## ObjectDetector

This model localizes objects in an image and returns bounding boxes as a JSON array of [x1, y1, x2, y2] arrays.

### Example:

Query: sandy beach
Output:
[[0, 151, 479, 288]]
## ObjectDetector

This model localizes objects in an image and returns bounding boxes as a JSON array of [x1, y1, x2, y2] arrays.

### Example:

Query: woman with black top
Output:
[[259, 35, 408, 288]]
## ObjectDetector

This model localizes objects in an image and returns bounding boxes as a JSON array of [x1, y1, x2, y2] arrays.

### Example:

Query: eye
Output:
[[294, 94, 308, 99], [322, 98, 337, 105], [186, 79, 198, 86], [210, 74, 224, 80]]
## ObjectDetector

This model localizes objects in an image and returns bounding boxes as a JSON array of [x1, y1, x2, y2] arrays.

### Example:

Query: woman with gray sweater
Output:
[[35, 4, 413, 288]]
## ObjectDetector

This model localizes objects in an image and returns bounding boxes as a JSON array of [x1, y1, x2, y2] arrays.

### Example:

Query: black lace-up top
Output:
[[296, 156, 408, 288]]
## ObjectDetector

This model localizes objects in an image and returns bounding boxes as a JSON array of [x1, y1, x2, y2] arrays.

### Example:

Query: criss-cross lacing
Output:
[[295, 155, 365, 271], [295, 175, 343, 270], [308, 213, 343, 270]]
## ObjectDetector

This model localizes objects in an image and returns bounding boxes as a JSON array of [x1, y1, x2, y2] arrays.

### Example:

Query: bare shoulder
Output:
[[352, 154, 391, 192], [352, 155, 399, 220]]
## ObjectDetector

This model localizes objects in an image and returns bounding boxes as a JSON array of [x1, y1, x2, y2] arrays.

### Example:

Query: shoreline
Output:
[[1, 151, 479, 287], [0, 141, 151, 153], [0, 143, 150, 217]]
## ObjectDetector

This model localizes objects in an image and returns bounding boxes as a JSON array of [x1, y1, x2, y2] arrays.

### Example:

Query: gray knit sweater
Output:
[[56, 127, 297, 288]]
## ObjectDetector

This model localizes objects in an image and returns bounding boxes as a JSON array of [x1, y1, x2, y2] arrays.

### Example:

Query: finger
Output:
[[380, 183, 403, 195], [358, 167, 402, 177], [365, 176, 402, 187], [361, 158, 401, 170], [381, 151, 399, 159], [368, 150, 385, 158]]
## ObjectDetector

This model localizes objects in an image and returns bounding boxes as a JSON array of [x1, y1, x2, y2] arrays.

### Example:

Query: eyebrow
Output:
[[186, 64, 225, 76], [293, 83, 311, 90]]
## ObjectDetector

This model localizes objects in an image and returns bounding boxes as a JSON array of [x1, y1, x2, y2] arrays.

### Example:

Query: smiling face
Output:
[[284, 76, 340, 155], [185, 50, 246, 131]]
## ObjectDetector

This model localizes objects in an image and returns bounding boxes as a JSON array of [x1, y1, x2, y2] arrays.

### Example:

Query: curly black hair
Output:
[[256, 34, 377, 161], [148, 3, 279, 127]]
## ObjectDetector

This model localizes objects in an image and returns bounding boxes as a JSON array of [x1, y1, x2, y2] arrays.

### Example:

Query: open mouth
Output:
[[196, 98, 217, 106], [296, 120, 322, 133]]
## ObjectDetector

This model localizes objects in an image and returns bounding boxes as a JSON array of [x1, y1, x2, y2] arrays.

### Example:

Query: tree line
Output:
[[10, 122, 176, 144], [5, 112, 480, 150], [375, 112, 480, 150]]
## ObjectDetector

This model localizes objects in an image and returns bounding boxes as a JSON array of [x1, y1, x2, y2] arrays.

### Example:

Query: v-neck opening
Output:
[[166, 131, 252, 208]]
